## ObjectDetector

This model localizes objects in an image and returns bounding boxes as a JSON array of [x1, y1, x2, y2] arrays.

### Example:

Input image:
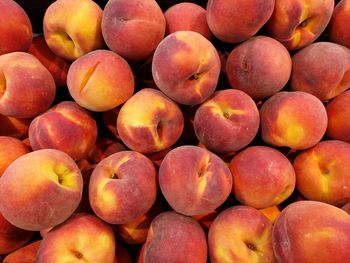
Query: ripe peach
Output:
[[194, 89, 260, 154], [0, 114, 31, 139], [2, 240, 41, 263], [29, 101, 98, 161], [328, 0, 350, 49], [117, 88, 184, 154], [67, 50, 135, 112], [259, 206, 281, 224], [102, 0, 165, 61], [152, 31, 221, 105], [342, 202, 350, 214], [260, 91, 328, 150], [291, 42, 350, 101], [159, 145, 232, 216], [0, 52, 56, 119]]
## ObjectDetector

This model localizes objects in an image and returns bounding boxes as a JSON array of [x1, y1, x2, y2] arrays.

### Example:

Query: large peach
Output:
[[230, 146, 296, 209], [272, 201, 350, 263], [159, 145, 232, 216], [328, 0, 350, 49], [89, 151, 157, 225], [260, 91, 328, 150], [29, 101, 98, 161], [208, 205, 277, 263], [143, 211, 207, 263], [266, 0, 334, 50], [206, 0, 274, 43], [326, 90, 350, 143], [0, 52, 56, 119], [0, 0, 32, 55], [43, 0, 104, 61], [291, 42, 350, 101], [0, 149, 83, 231], [152, 31, 221, 105], [293, 140, 350, 206], [2, 240, 41, 263], [226, 36, 292, 100], [37, 213, 115, 263], [194, 89, 260, 154], [117, 88, 184, 154], [102, 0, 165, 61], [164, 3, 212, 40], [67, 50, 135, 112]]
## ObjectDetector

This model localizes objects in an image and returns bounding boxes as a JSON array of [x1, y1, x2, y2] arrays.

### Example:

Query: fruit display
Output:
[[0, 0, 350, 262]]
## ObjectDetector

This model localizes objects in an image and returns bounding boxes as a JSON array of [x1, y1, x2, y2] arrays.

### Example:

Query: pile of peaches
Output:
[[1, 0, 350, 262]]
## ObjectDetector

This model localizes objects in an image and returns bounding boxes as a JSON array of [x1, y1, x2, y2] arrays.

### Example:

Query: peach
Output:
[[230, 146, 296, 209], [43, 0, 104, 61], [0, 114, 31, 139], [114, 242, 133, 263], [87, 137, 126, 165], [194, 89, 260, 154], [2, 240, 41, 263], [27, 35, 70, 88], [0, 52, 56, 119], [342, 202, 350, 214], [164, 3, 212, 40], [260, 91, 328, 150], [0, 149, 83, 231], [143, 211, 207, 263], [89, 151, 157, 225], [152, 31, 221, 105], [259, 206, 282, 223], [293, 140, 350, 206], [0, 212, 34, 255], [29, 101, 98, 161], [67, 50, 135, 112], [117, 88, 184, 154], [192, 210, 219, 230], [272, 201, 350, 263], [328, 0, 350, 49], [0, 136, 30, 177], [291, 42, 350, 101], [37, 213, 115, 263], [226, 36, 292, 100], [0, 0, 32, 55], [326, 90, 350, 143], [208, 205, 277, 263], [159, 145, 232, 216], [266, 0, 334, 50], [102, 0, 165, 61], [206, 0, 274, 43]]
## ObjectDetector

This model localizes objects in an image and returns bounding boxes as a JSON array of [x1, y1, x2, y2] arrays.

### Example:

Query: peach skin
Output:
[[0, 114, 31, 139], [266, 0, 334, 50], [272, 201, 350, 263], [2, 240, 41, 263], [117, 88, 184, 154], [328, 0, 350, 49]]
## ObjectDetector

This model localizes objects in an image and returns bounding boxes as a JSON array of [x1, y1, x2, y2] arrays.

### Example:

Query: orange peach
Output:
[[67, 49, 135, 112], [89, 151, 157, 225], [0, 0, 32, 55], [266, 0, 334, 50], [0, 114, 31, 139], [230, 146, 296, 209], [194, 89, 260, 154], [102, 0, 165, 61], [226, 36, 292, 100], [152, 31, 221, 105], [0, 136, 30, 177], [208, 205, 277, 263], [206, 0, 274, 43], [272, 201, 350, 263], [293, 140, 350, 206], [328, 0, 350, 49], [27, 35, 70, 88], [291, 42, 350, 101], [117, 88, 184, 154], [159, 145, 232, 216], [326, 90, 350, 143], [260, 91, 328, 150], [259, 206, 282, 224], [2, 240, 41, 263], [29, 101, 98, 161], [37, 213, 115, 263], [43, 0, 104, 61], [0, 212, 34, 255], [164, 3, 212, 40], [143, 211, 207, 263], [0, 149, 83, 231], [0, 52, 56, 119]]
